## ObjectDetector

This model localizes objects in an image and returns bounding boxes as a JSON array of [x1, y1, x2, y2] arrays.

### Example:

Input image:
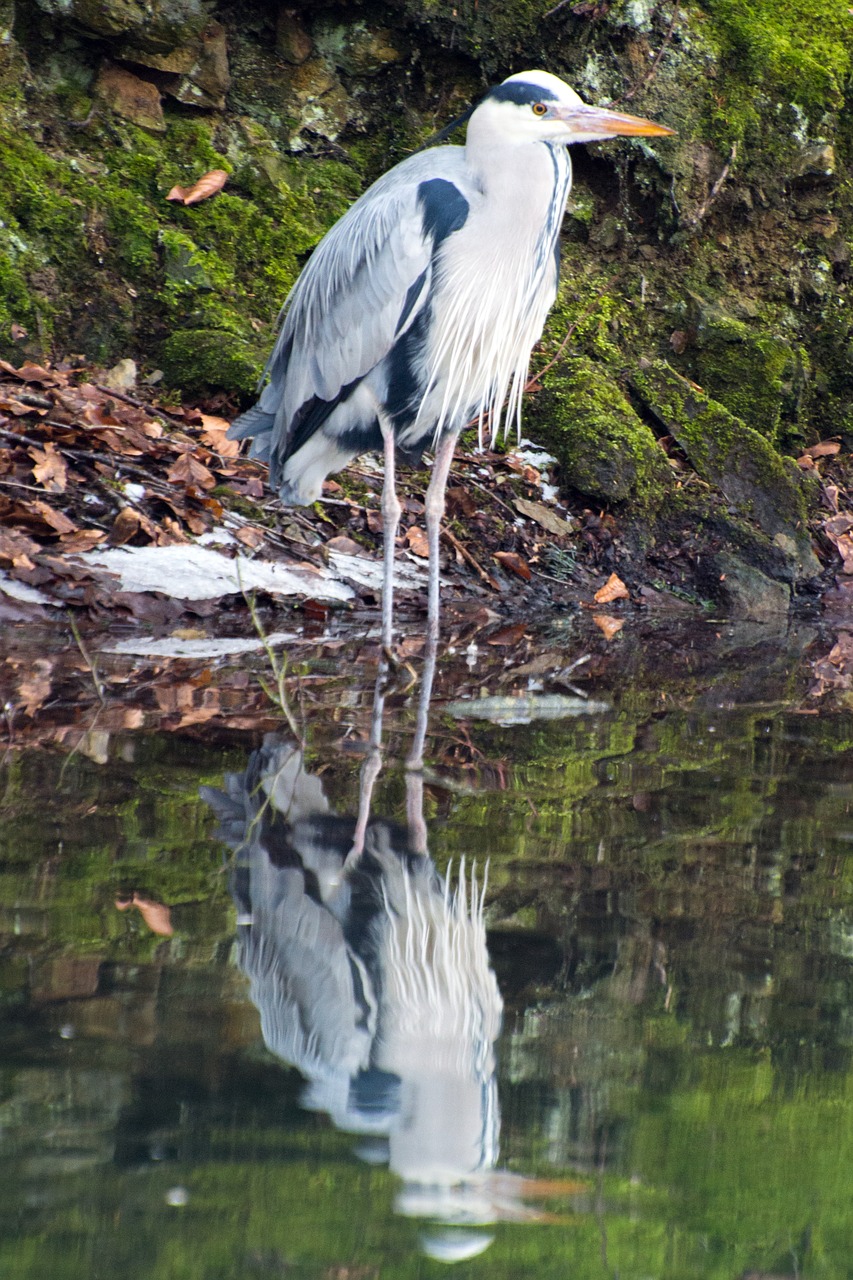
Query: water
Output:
[[1, 618, 852, 1278]]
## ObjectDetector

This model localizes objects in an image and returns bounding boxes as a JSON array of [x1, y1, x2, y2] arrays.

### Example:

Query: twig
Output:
[[441, 525, 498, 588], [527, 268, 625, 390], [619, 4, 679, 103], [68, 614, 105, 703], [241, 571, 303, 742], [93, 383, 190, 425], [683, 143, 737, 229]]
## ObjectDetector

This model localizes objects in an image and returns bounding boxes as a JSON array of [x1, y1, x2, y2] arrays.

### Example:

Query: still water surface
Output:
[[2, 625, 853, 1278]]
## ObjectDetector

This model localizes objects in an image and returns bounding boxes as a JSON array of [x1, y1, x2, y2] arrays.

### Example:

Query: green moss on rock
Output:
[[630, 359, 821, 582], [530, 356, 673, 518], [159, 328, 263, 393], [673, 297, 810, 444]]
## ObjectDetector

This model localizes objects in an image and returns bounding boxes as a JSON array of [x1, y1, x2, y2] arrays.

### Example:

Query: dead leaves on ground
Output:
[[0, 357, 266, 617]]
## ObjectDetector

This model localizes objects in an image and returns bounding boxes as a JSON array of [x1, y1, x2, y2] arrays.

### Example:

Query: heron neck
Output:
[[465, 134, 570, 204]]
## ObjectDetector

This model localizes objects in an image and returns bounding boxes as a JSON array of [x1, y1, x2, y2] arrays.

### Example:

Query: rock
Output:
[[118, 20, 230, 109], [93, 64, 165, 132], [670, 295, 810, 442], [159, 328, 262, 394], [313, 19, 401, 77], [702, 552, 791, 620], [792, 143, 836, 180], [630, 360, 821, 583], [101, 357, 137, 390], [276, 9, 313, 65], [35, 0, 214, 52], [532, 356, 673, 517]]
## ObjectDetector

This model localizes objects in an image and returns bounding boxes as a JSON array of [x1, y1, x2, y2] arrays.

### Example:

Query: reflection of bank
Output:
[[203, 730, 503, 1263]]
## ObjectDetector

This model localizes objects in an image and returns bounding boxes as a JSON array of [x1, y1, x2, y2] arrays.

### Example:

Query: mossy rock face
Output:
[[672, 297, 810, 445], [159, 328, 263, 394], [530, 356, 673, 518], [34, 0, 214, 50], [630, 359, 821, 583]]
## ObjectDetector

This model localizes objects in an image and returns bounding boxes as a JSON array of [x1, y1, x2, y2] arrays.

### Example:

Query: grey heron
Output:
[[203, 734, 503, 1260], [229, 69, 673, 644]]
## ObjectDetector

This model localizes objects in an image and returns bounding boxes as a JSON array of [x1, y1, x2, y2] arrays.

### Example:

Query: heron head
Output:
[[477, 69, 675, 146]]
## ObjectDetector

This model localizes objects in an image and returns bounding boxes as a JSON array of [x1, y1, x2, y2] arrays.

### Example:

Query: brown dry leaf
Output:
[[504, 453, 541, 484], [200, 413, 240, 457], [833, 532, 853, 574], [59, 529, 107, 553], [494, 550, 532, 581], [0, 526, 40, 568], [166, 169, 229, 205], [1, 361, 63, 386], [0, 396, 45, 417], [594, 573, 630, 604], [514, 497, 575, 537], [30, 443, 68, 493], [806, 440, 842, 459], [167, 451, 216, 491], [21, 499, 77, 536], [406, 526, 429, 557], [823, 514, 853, 539], [116, 894, 174, 937], [234, 525, 265, 550], [17, 657, 53, 716], [108, 506, 162, 546], [796, 454, 816, 471], [593, 613, 625, 640], [486, 622, 527, 646], [326, 535, 369, 556]]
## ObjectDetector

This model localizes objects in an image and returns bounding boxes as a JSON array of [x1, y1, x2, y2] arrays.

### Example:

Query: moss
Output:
[[630, 359, 821, 581], [0, 96, 366, 379], [159, 328, 264, 394], [530, 356, 673, 518], [672, 300, 811, 445]]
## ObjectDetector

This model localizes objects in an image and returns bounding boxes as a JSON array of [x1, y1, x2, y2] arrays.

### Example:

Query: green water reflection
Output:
[[1, 697, 853, 1277]]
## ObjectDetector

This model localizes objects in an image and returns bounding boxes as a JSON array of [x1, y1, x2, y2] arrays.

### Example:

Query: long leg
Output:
[[424, 431, 457, 643], [346, 654, 389, 865], [380, 422, 402, 651]]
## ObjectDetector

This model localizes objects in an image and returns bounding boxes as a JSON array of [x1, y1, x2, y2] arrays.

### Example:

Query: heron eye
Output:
[[532, 102, 548, 116]]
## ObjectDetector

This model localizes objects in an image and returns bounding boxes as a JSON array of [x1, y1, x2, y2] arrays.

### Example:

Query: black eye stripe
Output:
[[489, 82, 560, 107]]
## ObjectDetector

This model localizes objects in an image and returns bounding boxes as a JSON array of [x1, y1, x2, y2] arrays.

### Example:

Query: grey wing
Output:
[[229, 148, 475, 462]]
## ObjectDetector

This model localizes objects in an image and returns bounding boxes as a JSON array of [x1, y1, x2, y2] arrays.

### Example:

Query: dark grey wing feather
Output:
[[229, 148, 475, 460]]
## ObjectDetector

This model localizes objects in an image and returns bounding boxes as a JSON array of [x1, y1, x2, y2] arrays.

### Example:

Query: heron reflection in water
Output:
[[202, 706, 506, 1262]]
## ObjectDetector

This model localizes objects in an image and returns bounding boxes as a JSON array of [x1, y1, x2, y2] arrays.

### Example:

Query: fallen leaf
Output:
[[108, 506, 162, 546], [514, 497, 575, 536], [59, 529, 107, 553], [167, 451, 216, 491], [30, 443, 68, 493], [594, 573, 629, 604], [494, 550, 532, 580], [166, 169, 229, 205], [504, 454, 541, 484], [19, 500, 77, 536], [823, 514, 853, 539], [0, 396, 45, 416], [406, 525, 429, 557], [200, 413, 240, 457], [325, 535, 369, 556], [116, 893, 174, 936], [593, 613, 625, 640], [805, 439, 842, 459], [234, 525, 265, 550], [486, 622, 528, 646], [17, 657, 53, 716]]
